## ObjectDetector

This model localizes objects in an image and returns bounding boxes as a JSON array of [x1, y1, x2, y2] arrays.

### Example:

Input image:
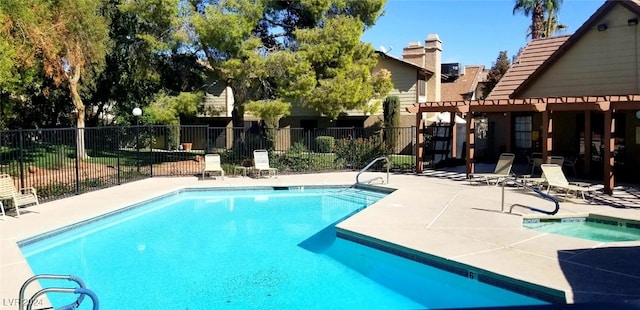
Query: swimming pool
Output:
[[20, 186, 548, 309], [523, 216, 640, 242]]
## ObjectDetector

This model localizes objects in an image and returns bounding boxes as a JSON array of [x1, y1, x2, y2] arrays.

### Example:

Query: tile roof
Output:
[[441, 65, 485, 101], [512, 0, 640, 96], [485, 36, 570, 100]]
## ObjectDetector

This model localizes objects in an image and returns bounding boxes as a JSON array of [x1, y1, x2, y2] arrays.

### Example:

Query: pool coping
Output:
[[336, 228, 567, 304]]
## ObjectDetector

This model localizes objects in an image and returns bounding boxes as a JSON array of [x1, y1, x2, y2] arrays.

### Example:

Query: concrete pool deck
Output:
[[2, 170, 640, 308]]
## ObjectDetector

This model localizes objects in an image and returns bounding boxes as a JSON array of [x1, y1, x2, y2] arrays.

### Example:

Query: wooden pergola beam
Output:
[[408, 95, 640, 194]]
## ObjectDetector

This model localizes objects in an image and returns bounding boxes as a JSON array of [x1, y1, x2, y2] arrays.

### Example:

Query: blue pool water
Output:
[[20, 187, 547, 309], [524, 218, 640, 242]]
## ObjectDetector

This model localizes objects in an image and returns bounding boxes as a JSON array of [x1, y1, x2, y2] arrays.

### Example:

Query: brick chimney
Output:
[[425, 34, 442, 102], [402, 34, 442, 102], [402, 41, 425, 68]]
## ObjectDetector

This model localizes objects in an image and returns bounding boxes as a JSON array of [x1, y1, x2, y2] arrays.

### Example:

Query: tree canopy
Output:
[[191, 0, 390, 121], [513, 0, 564, 40], [1, 0, 392, 131], [482, 51, 511, 99]]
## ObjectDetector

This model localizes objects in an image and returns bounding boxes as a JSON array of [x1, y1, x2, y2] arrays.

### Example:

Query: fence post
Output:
[[411, 126, 416, 168], [206, 125, 210, 154], [308, 130, 312, 171], [75, 128, 80, 194], [18, 129, 25, 188], [149, 124, 153, 177], [117, 127, 121, 185], [351, 127, 356, 171]]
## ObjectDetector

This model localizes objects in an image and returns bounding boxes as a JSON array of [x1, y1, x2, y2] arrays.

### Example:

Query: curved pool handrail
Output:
[[501, 176, 560, 215], [356, 157, 389, 185], [19, 274, 87, 310], [527, 188, 560, 215], [27, 287, 99, 310]]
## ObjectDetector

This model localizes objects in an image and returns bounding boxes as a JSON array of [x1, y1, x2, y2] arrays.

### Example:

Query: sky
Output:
[[361, 0, 605, 68]]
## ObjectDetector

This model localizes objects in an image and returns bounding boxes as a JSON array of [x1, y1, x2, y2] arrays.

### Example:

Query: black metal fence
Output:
[[0, 125, 416, 202]]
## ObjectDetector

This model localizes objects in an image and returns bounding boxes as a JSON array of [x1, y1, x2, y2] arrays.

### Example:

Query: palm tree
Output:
[[542, 15, 567, 38], [522, 0, 566, 38], [543, 0, 565, 38], [513, 0, 545, 39]]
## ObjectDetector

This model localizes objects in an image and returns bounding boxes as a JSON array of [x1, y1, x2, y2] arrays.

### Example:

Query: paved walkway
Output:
[[1, 170, 640, 308]]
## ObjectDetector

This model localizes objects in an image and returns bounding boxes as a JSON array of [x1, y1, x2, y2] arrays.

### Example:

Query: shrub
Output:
[[334, 136, 385, 169], [283, 142, 309, 172], [315, 136, 335, 153], [35, 183, 75, 199], [383, 96, 400, 153], [79, 177, 106, 191]]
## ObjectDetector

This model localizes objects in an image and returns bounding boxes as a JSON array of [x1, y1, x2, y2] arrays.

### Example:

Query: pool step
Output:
[[333, 189, 387, 206]]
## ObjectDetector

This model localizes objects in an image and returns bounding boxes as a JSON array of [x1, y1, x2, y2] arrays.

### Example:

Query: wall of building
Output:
[[202, 82, 228, 117], [374, 57, 418, 117], [522, 4, 640, 97]]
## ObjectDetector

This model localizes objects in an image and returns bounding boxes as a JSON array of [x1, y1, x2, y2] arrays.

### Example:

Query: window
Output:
[[514, 116, 532, 149], [418, 78, 427, 103]]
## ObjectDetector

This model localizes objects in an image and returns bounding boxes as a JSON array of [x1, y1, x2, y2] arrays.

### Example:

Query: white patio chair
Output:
[[252, 150, 278, 178], [202, 154, 224, 180]]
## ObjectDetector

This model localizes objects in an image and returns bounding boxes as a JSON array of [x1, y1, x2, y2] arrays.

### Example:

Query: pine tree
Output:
[[482, 51, 511, 99]]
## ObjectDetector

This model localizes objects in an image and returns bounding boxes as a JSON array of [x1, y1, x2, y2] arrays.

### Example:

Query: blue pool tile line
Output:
[[336, 229, 566, 304], [563, 218, 587, 223], [182, 185, 351, 192]]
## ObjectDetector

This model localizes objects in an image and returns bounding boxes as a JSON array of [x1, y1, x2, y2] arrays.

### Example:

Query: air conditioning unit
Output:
[[441, 63, 464, 78]]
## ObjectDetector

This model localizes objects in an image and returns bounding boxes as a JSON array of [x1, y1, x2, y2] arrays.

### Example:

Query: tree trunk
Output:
[[231, 102, 245, 128], [69, 67, 89, 159], [531, 1, 544, 39], [545, 8, 554, 38]]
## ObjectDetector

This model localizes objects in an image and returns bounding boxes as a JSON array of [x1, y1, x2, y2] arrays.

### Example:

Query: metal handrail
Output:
[[356, 156, 390, 185], [501, 176, 560, 215], [27, 287, 99, 310], [19, 274, 90, 310]]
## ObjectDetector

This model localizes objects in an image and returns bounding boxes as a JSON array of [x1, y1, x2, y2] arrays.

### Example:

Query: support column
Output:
[[541, 111, 552, 160], [505, 112, 512, 152], [450, 112, 457, 158], [584, 111, 591, 176], [416, 112, 424, 173], [465, 112, 475, 176], [603, 109, 614, 195]]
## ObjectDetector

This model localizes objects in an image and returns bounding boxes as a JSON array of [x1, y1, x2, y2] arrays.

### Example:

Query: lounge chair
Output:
[[468, 153, 515, 186], [540, 164, 595, 201], [252, 149, 278, 178], [528, 152, 543, 175], [563, 156, 579, 176], [0, 174, 39, 217], [547, 155, 564, 166], [517, 174, 547, 190], [202, 154, 224, 180]]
